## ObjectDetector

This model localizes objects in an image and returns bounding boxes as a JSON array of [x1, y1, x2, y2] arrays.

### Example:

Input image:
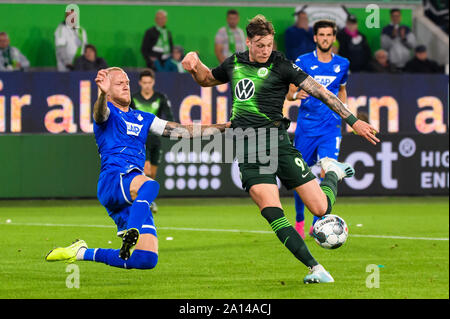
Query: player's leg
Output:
[[144, 160, 152, 178], [294, 156, 354, 219], [292, 134, 318, 238], [119, 173, 159, 260], [80, 215, 159, 270], [249, 183, 319, 269], [147, 144, 163, 213], [46, 170, 160, 269], [308, 135, 342, 232]]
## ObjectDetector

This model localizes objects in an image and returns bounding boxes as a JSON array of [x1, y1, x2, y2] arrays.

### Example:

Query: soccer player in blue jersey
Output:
[[286, 20, 350, 238], [45, 67, 229, 269]]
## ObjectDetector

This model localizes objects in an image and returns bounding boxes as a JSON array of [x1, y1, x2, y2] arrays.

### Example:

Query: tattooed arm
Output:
[[299, 76, 353, 119], [298, 75, 380, 145], [161, 121, 231, 138]]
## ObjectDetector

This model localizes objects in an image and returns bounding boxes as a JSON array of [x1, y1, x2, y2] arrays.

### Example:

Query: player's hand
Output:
[[352, 120, 380, 146], [182, 52, 199, 74], [95, 69, 110, 94], [296, 90, 309, 100]]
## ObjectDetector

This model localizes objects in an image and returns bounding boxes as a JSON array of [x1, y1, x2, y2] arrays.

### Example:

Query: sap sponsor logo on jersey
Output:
[[314, 75, 336, 88], [123, 119, 143, 136]]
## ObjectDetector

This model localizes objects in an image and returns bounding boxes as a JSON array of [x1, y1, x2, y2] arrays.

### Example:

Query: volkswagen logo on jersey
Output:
[[235, 78, 255, 101], [123, 119, 143, 136]]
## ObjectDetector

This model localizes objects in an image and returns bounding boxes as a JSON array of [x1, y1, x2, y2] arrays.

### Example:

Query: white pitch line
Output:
[[1, 221, 448, 241]]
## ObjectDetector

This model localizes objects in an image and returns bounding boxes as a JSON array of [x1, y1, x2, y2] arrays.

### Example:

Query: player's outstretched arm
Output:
[[182, 52, 224, 87], [299, 76, 380, 145], [93, 69, 111, 123], [161, 121, 231, 139]]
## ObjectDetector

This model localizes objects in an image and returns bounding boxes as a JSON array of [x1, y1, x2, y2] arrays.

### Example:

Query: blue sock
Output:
[[83, 248, 158, 269], [127, 180, 159, 231], [293, 191, 305, 222], [312, 215, 319, 225]]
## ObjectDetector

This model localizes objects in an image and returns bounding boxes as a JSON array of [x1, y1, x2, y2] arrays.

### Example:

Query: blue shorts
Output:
[[294, 133, 341, 166], [97, 168, 157, 237]]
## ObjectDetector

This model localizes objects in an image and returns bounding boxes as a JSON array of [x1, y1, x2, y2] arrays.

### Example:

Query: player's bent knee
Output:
[[129, 250, 158, 270], [310, 197, 332, 217], [139, 180, 160, 199]]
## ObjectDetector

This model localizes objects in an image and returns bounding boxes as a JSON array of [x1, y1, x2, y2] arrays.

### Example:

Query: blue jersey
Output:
[[295, 50, 349, 137], [93, 102, 165, 173]]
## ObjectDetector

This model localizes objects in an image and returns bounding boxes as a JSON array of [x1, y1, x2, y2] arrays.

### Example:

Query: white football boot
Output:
[[303, 264, 335, 284], [319, 157, 355, 181]]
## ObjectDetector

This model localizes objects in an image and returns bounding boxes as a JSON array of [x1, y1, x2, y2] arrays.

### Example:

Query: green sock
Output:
[[320, 171, 339, 214], [261, 207, 318, 268]]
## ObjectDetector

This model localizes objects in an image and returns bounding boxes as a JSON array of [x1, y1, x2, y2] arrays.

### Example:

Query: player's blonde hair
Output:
[[105, 66, 126, 76]]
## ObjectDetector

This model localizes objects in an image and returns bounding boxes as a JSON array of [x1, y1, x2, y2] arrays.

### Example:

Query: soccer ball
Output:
[[312, 214, 348, 249]]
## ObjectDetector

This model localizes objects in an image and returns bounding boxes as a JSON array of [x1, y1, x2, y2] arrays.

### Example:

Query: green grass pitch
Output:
[[0, 197, 448, 299]]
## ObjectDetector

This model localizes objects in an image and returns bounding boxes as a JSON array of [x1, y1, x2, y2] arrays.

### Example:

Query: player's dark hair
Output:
[[313, 20, 337, 35], [227, 9, 238, 16], [139, 68, 155, 80], [84, 44, 97, 56], [390, 8, 401, 15], [246, 14, 275, 39]]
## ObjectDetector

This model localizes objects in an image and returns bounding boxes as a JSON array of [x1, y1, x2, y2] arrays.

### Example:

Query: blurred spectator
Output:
[[284, 10, 315, 62], [424, 0, 449, 34], [141, 10, 174, 71], [336, 15, 372, 72], [54, 9, 88, 71], [404, 45, 444, 73], [155, 45, 185, 73], [0, 32, 29, 71], [381, 8, 416, 69], [214, 9, 246, 63], [73, 44, 108, 71], [369, 49, 398, 73]]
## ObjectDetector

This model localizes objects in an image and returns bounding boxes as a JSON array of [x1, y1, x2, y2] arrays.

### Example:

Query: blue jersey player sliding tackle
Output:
[[45, 67, 230, 270]]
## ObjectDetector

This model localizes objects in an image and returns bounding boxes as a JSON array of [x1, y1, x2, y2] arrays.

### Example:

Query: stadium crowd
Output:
[[0, 6, 447, 74]]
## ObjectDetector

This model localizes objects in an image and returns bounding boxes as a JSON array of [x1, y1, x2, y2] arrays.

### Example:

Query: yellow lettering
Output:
[[179, 87, 212, 124], [216, 84, 229, 123], [79, 80, 93, 133], [415, 96, 447, 133], [10, 95, 31, 132], [346, 96, 368, 132], [369, 96, 399, 133], [45, 95, 77, 133]]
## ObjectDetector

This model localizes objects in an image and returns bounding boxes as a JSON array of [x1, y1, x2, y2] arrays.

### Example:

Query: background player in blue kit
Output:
[[286, 20, 350, 238], [45, 67, 230, 269]]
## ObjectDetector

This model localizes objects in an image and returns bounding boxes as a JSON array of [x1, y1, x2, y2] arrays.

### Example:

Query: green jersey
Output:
[[131, 91, 174, 121], [212, 50, 308, 129]]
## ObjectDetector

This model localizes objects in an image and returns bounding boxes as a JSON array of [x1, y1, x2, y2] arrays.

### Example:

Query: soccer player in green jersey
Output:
[[130, 69, 175, 212], [182, 15, 379, 283]]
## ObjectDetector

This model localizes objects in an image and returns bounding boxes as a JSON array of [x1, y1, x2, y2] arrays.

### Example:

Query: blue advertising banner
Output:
[[0, 72, 448, 135]]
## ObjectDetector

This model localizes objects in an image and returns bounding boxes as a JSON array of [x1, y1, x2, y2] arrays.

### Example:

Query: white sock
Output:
[[76, 247, 87, 260]]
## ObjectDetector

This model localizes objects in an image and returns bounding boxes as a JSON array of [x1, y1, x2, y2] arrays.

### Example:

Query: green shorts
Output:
[[238, 130, 316, 192], [146, 143, 162, 166]]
